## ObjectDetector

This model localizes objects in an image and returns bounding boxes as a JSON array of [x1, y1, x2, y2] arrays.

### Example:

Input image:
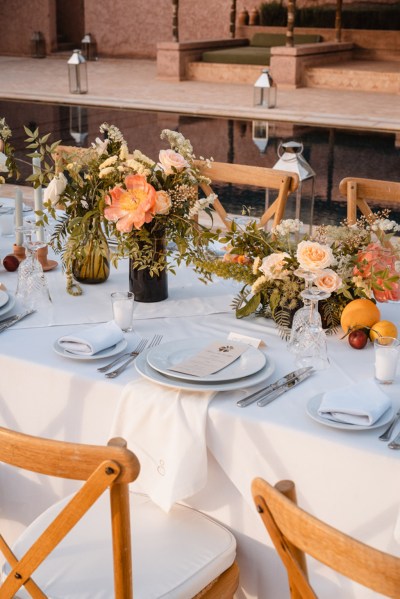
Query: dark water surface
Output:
[[2, 100, 399, 226]]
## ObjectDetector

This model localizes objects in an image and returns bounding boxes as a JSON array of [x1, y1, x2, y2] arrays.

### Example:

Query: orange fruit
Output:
[[369, 320, 398, 342], [340, 299, 380, 334]]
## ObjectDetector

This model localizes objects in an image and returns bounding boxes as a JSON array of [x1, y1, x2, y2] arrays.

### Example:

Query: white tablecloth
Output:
[[0, 242, 399, 599]]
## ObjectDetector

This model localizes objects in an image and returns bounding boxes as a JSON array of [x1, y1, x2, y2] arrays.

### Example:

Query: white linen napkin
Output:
[[58, 320, 124, 355], [109, 379, 216, 512], [318, 379, 391, 425]]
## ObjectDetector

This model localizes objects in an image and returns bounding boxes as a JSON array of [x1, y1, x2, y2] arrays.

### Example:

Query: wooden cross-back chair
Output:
[[252, 478, 400, 599], [339, 177, 400, 225], [0, 426, 239, 599], [196, 160, 299, 229]]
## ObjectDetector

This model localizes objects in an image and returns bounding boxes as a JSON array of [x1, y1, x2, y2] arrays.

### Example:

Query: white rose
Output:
[[43, 173, 67, 205], [296, 240, 333, 271], [154, 190, 172, 215], [158, 149, 188, 175], [0, 151, 8, 173], [314, 269, 342, 293], [259, 252, 291, 280]]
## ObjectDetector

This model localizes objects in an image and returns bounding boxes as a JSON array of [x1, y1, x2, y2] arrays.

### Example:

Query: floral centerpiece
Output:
[[1, 118, 217, 297], [197, 213, 399, 335]]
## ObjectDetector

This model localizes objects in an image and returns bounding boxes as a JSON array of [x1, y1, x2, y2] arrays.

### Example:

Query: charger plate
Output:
[[306, 394, 394, 431], [146, 338, 266, 383], [136, 348, 275, 392]]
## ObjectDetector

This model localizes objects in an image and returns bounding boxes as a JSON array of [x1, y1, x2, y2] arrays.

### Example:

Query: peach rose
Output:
[[154, 190, 172, 215], [296, 240, 333, 271], [314, 269, 342, 293], [259, 252, 291, 280], [158, 149, 188, 175]]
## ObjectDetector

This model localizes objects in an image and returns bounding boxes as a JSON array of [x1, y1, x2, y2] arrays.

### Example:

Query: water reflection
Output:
[[2, 100, 399, 226]]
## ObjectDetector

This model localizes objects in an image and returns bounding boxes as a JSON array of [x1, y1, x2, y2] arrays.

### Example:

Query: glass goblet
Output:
[[287, 268, 322, 354], [293, 285, 331, 371], [15, 224, 52, 312]]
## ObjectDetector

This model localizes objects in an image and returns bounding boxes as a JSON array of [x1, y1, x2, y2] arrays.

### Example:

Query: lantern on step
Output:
[[254, 68, 277, 109], [67, 49, 88, 94], [252, 120, 269, 154], [273, 141, 316, 230], [30, 31, 46, 58], [81, 33, 98, 61]]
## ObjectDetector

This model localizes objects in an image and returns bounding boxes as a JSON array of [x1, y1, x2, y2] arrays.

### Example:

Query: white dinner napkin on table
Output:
[[318, 379, 391, 426], [58, 320, 124, 355], [109, 379, 216, 512]]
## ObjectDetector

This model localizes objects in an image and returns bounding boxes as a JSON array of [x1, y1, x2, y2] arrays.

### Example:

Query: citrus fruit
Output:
[[369, 320, 398, 342], [340, 299, 380, 334]]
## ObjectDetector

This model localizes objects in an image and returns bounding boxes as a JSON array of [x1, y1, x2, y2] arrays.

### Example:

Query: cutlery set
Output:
[[98, 334, 163, 378], [237, 367, 314, 408], [379, 409, 400, 449], [0, 310, 35, 333]]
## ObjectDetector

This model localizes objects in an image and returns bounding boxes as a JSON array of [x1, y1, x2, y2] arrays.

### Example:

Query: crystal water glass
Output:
[[15, 223, 52, 312]]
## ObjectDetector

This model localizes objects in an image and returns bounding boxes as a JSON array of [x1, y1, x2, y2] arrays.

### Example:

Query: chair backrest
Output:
[[195, 160, 299, 229], [251, 478, 400, 599], [0, 428, 140, 598], [339, 177, 400, 225]]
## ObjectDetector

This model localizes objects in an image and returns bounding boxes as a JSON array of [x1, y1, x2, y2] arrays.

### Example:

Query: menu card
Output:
[[168, 340, 248, 377]]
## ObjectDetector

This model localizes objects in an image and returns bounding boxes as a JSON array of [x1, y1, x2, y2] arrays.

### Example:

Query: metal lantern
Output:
[[81, 33, 98, 61], [254, 68, 277, 108], [67, 49, 88, 94], [273, 141, 316, 229], [30, 31, 46, 58], [69, 106, 88, 146], [252, 120, 269, 154]]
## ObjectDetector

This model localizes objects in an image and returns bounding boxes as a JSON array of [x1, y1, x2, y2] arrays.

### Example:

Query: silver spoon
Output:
[[378, 408, 400, 441]]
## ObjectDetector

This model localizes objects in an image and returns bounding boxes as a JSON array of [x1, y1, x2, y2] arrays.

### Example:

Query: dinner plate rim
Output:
[[53, 338, 128, 361], [0, 293, 15, 317], [306, 393, 394, 431], [136, 347, 275, 391], [0, 290, 9, 309], [146, 337, 266, 383]]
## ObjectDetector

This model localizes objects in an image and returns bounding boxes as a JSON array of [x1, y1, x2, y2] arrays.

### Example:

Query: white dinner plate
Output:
[[146, 338, 266, 383], [0, 290, 9, 308], [136, 348, 275, 392], [306, 394, 395, 431], [0, 293, 16, 318], [53, 338, 128, 361]]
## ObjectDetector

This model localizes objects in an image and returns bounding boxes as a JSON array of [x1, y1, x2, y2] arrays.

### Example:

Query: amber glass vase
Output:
[[71, 222, 110, 284]]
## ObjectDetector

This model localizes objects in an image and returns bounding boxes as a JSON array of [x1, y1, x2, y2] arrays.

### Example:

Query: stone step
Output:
[[187, 61, 264, 85], [305, 61, 400, 94]]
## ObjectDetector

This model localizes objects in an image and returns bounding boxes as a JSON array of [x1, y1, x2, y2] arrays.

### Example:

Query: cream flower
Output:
[[99, 166, 115, 179], [119, 144, 129, 161], [99, 155, 117, 170], [91, 137, 109, 155], [259, 252, 291, 280], [252, 275, 268, 294], [154, 190, 172, 215], [158, 149, 188, 175], [0, 151, 8, 173], [296, 240, 333, 271], [43, 173, 68, 205], [314, 269, 342, 293]]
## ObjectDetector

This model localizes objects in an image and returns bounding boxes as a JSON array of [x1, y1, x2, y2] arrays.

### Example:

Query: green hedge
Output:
[[259, 2, 400, 30]]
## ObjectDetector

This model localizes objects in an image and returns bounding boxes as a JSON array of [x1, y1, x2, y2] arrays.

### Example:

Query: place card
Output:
[[227, 331, 264, 348], [168, 340, 248, 377]]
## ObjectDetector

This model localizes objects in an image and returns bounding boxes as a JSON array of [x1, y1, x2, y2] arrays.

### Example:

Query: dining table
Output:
[[0, 209, 399, 599]]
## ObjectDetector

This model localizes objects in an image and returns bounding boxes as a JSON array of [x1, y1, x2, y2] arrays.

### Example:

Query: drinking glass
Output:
[[288, 268, 330, 370], [111, 291, 135, 332], [374, 337, 400, 384], [15, 223, 52, 312]]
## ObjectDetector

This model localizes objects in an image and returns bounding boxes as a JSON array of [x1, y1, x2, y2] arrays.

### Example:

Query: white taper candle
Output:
[[15, 186, 23, 246], [32, 156, 44, 242]]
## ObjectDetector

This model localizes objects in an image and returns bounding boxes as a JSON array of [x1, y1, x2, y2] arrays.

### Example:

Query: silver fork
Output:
[[97, 339, 148, 373], [105, 334, 163, 378], [379, 408, 400, 441]]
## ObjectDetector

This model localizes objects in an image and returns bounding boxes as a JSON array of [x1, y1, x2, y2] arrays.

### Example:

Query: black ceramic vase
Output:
[[129, 234, 168, 302]]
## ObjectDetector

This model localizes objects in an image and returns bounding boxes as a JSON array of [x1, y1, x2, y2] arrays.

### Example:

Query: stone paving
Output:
[[0, 55, 399, 132]]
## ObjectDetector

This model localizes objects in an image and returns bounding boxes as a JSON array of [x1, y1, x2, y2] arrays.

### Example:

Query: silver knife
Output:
[[388, 430, 400, 449], [0, 310, 35, 333], [237, 367, 313, 408], [257, 367, 314, 407]]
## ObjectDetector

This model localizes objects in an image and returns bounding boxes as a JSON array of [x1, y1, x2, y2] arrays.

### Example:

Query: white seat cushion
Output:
[[3, 492, 236, 599]]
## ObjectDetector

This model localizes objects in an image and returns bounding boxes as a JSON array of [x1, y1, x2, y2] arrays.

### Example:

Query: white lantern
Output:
[[254, 68, 277, 108], [68, 49, 88, 94]]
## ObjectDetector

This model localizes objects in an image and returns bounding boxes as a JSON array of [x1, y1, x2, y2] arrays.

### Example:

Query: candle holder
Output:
[[36, 246, 58, 271], [13, 244, 26, 262]]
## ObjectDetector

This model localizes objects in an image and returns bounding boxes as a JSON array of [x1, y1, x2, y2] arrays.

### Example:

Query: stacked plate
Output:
[[0, 290, 16, 318], [135, 338, 275, 391]]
